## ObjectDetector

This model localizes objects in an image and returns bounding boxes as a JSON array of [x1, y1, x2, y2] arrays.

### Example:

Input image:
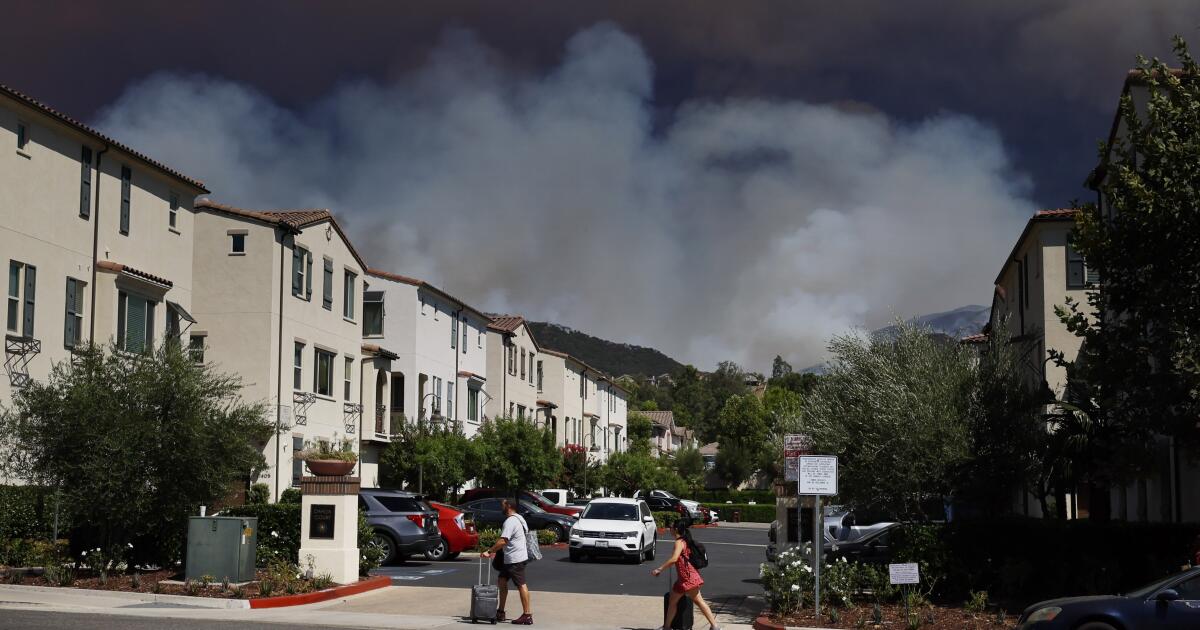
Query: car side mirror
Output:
[[1156, 589, 1181, 603], [643, 516, 655, 523]]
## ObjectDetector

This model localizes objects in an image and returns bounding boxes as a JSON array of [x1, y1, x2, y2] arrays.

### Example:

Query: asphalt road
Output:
[[0, 610, 333, 630], [372, 525, 768, 600]]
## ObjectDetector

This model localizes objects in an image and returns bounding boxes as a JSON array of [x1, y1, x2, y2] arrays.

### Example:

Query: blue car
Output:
[[1018, 567, 1200, 629]]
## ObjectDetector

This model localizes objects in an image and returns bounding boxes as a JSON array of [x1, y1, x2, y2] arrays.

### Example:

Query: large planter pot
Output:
[[305, 459, 356, 476]]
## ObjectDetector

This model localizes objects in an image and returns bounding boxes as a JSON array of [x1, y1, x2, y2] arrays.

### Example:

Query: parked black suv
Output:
[[359, 488, 440, 564]]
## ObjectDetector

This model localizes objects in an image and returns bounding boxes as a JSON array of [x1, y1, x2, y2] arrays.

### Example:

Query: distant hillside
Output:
[[527, 322, 684, 377]]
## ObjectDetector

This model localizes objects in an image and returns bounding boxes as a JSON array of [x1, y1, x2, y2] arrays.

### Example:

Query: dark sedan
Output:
[[1018, 567, 1200, 629], [359, 488, 441, 564], [459, 498, 575, 541]]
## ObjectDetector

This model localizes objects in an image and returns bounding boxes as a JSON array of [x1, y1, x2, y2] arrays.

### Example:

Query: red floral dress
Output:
[[673, 543, 704, 593]]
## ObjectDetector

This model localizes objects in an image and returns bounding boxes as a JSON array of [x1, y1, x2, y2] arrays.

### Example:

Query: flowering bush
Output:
[[760, 545, 816, 615], [760, 545, 897, 614]]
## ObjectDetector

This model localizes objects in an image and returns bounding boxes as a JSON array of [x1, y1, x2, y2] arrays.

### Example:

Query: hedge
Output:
[[694, 489, 776, 504], [0, 486, 69, 541], [893, 519, 1200, 605], [221, 504, 301, 565], [702, 503, 775, 523]]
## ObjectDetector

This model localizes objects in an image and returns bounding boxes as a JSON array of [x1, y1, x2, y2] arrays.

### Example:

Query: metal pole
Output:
[[52, 488, 60, 541], [814, 494, 821, 621]]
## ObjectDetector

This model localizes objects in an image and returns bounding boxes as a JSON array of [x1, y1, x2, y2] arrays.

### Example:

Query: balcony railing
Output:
[[375, 405, 387, 436]]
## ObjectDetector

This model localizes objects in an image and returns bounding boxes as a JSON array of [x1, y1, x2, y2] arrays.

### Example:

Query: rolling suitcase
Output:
[[663, 566, 694, 630], [471, 555, 499, 624]]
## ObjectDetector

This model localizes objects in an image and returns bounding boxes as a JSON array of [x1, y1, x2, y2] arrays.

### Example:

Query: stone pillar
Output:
[[299, 475, 360, 584]]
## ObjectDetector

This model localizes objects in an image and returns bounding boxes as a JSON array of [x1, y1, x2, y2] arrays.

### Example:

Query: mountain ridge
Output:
[[526, 322, 684, 378]]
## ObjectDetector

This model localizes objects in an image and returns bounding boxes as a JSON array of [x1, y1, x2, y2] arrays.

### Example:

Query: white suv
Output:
[[568, 498, 657, 563]]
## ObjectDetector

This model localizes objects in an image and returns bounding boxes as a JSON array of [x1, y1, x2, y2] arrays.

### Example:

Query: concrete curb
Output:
[[752, 613, 824, 630], [0, 583, 250, 609], [249, 575, 391, 609]]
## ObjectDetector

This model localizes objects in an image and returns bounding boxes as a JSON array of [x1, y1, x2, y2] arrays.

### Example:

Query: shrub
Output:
[[701, 503, 774, 522], [537, 529, 558, 545], [0, 538, 67, 568], [653, 511, 681, 529], [297, 436, 357, 463], [0, 486, 68, 541], [279, 488, 302, 504], [477, 528, 500, 551], [357, 510, 384, 575], [222, 504, 301, 565], [246, 484, 270, 505]]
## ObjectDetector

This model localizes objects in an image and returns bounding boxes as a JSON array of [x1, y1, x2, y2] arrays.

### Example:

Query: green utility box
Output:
[[185, 516, 257, 582]]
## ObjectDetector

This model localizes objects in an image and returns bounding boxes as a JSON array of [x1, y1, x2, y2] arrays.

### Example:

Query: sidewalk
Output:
[[0, 583, 759, 629]]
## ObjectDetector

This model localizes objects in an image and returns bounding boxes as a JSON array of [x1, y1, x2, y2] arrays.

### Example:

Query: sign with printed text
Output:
[[783, 434, 813, 481], [889, 563, 920, 585], [798, 455, 838, 495]]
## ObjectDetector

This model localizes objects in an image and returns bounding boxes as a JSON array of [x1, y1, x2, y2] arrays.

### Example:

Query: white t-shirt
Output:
[[500, 514, 529, 564]]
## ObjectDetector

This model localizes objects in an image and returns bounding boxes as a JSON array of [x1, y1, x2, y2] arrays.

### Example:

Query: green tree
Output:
[[671, 446, 706, 495], [709, 394, 770, 487], [771, 355, 793, 379], [639, 400, 659, 411], [0, 344, 272, 564], [626, 412, 654, 455], [804, 322, 974, 521], [556, 444, 601, 497], [670, 366, 714, 437], [714, 442, 758, 489], [759, 387, 805, 481], [474, 417, 561, 496], [769, 371, 819, 396], [1053, 38, 1200, 516], [600, 451, 660, 496]]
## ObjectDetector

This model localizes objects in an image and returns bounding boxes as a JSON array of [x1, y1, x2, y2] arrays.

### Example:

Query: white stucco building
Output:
[[0, 82, 206, 418], [355, 269, 491, 487], [191, 201, 368, 501]]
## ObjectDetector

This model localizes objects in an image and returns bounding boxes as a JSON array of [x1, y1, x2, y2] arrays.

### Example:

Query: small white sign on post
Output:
[[798, 455, 838, 495], [783, 434, 812, 481], [888, 563, 920, 585]]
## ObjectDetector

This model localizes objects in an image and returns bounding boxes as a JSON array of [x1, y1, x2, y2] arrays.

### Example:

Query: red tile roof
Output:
[[95, 260, 173, 287], [960, 333, 989, 345], [1033, 208, 1079, 219], [536, 399, 558, 408], [1, 83, 208, 192], [458, 370, 486, 381], [487, 315, 526, 333], [195, 200, 368, 271], [361, 343, 399, 360]]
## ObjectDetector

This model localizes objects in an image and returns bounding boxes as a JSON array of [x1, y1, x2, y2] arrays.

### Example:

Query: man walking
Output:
[[482, 498, 533, 625]]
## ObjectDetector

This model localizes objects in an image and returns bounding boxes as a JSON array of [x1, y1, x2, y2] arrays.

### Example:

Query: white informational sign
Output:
[[798, 455, 838, 495], [783, 434, 813, 481], [888, 563, 920, 585]]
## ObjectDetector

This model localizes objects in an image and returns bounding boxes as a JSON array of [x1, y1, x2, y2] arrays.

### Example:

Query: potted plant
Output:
[[297, 436, 358, 477]]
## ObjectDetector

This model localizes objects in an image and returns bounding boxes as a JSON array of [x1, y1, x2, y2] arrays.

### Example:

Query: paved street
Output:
[[372, 524, 768, 599]]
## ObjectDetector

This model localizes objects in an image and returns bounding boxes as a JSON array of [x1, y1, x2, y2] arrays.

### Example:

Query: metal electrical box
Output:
[[185, 516, 257, 582]]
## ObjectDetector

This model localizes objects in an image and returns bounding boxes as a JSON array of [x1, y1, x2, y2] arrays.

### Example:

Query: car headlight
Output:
[[1025, 607, 1061, 623], [626, 531, 640, 538]]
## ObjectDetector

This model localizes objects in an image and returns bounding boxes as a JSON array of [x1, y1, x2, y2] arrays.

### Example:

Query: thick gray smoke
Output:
[[96, 24, 1034, 370]]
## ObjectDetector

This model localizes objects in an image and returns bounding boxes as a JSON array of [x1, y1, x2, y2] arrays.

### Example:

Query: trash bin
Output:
[[733, 510, 742, 523], [185, 516, 257, 582]]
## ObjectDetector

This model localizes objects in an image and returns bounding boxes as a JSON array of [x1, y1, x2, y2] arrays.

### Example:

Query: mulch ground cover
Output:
[[3, 568, 275, 599], [773, 603, 1017, 629]]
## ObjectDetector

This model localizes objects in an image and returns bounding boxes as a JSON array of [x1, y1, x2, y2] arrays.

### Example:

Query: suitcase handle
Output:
[[479, 552, 492, 586]]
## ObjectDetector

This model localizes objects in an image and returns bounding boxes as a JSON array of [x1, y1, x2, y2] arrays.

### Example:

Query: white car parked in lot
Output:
[[568, 498, 657, 563]]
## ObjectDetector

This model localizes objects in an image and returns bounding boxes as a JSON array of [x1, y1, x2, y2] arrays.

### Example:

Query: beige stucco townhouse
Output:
[[191, 201, 368, 501], [0, 84, 205, 438], [484, 315, 541, 422]]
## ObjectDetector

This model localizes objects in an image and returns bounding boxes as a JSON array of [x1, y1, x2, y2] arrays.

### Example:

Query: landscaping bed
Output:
[[761, 603, 1016, 629]]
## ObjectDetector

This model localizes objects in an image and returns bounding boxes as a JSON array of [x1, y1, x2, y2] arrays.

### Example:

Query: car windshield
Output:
[[581, 503, 639, 521], [658, 490, 678, 499], [528, 492, 554, 505], [1125, 570, 1194, 598], [520, 500, 545, 514]]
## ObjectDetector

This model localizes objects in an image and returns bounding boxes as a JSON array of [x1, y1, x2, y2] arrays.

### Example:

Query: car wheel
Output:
[[645, 539, 656, 561], [633, 538, 645, 564], [1076, 624, 1117, 630], [373, 531, 397, 565], [548, 524, 565, 542], [425, 536, 451, 561]]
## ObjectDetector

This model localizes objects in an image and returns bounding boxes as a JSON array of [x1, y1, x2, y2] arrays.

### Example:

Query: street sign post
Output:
[[798, 455, 838, 620], [783, 434, 812, 482], [889, 563, 920, 621]]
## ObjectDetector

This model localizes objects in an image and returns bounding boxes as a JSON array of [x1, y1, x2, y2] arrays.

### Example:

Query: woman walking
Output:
[[651, 519, 721, 630]]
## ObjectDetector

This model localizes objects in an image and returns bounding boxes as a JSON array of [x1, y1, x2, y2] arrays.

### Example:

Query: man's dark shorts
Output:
[[499, 561, 527, 587]]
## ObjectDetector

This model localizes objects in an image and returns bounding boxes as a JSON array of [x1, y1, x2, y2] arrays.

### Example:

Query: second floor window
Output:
[[461, 317, 467, 353], [188, 334, 205, 363], [1066, 243, 1100, 288], [344, 356, 353, 400], [520, 348, 526, 380], [314, 348, 335, 397], [7, 261, 35, 337], [343, 270, 356, 319], [322, 258, 333, 310], [363, 291, 384, 336], [293, 342, 304, 390], [451, 312, 458, 349], [64, 277, 85, 349], [117, 291, 155, 354], [16, 121, 28, 151], [168, 192, 179, 229], [446, 380, 454, 421], [537, 360, 543, 392], [119, 166, 131, 235], [292, 245, 312, 300]]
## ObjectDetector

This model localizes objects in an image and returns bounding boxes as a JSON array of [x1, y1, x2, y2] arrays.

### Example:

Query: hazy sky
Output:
[[3, 1, 1195, 371]]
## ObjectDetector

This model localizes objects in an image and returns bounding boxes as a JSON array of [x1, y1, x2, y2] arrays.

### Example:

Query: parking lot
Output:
[[370, 524, 768, 599]]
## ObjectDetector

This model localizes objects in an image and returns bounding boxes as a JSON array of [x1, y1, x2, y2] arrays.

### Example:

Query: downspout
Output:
[[273, 227, 288, 502], [88, 145, 109, 343], [502, 336, 508, 415], [453, 306, 463, 429]]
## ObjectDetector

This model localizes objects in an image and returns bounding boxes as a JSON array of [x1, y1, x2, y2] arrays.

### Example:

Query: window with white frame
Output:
[[461, 316, 467, 353], [344, 356, 353, 400], [293, 342, 304, 390], [344, 270, 356, 319], [520, 348, 526, 380], [446, 380, 454, 421], [168, 192, 179, 229], [119, 166, 131, 235], [229, 233, 246, 254], [314, 348, 335, 397], [117, 291, 155, 353], [188, 334, 205, 363], [64, 277, 85, 349], [468, 387, 479, 422], [432, 376, 443, 414], [7, 261, 35, 337], [451, 313, 458, 349], [1066, 243, 1100, 288], [79, 146, 92, 218], [537, 360, 543, 392], [292, 245, 312, 300], [322, 258, 333, 310], [363, 291, 384, 337]]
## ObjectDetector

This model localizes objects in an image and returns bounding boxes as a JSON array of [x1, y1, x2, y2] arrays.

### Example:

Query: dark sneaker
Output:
[[511, 614, 533, 625]]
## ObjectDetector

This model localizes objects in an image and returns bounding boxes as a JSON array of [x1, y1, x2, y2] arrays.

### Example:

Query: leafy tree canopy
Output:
[[473, 417, 561, 493]]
